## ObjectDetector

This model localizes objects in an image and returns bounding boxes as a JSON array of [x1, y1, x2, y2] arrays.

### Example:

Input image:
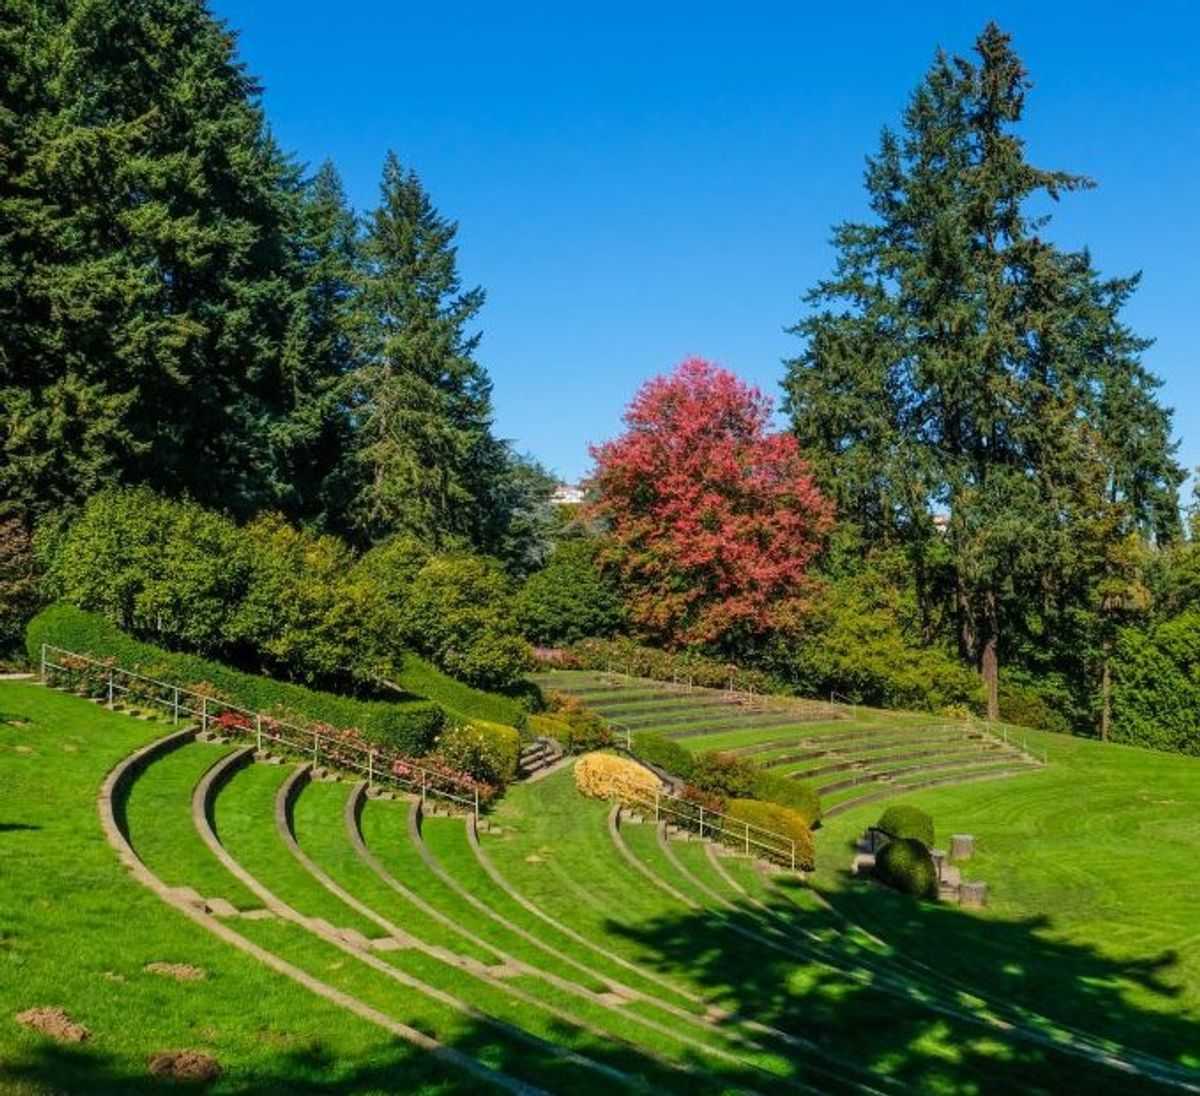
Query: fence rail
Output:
[[610, 774, 802, 870], [40, 644, 482, 814]]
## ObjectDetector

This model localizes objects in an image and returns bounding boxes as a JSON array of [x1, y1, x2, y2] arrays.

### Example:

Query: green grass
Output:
[[812, 725, 1200, 1068], [0, 682, 477, 1095], [5, 677, 1200, 1092], [394, 654, 526, 727]]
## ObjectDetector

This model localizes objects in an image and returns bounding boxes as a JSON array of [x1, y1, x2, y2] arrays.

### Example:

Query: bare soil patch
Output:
[[145, 961, 207, 982], [147, 1050, 222, 1082], [15, 1007, 90, 1043]]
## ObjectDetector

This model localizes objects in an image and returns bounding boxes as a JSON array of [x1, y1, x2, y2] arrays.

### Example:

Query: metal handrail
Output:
[[40, 644, 481, 814], [610, 773, 801, 871]]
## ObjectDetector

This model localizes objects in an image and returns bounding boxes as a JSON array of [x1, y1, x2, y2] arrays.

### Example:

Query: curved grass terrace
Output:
[[1, 679, 1198, 1093]]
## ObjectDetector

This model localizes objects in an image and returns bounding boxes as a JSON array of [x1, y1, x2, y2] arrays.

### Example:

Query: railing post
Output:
[[698, 804, 704, 839], [172, 686, 180, 725], [744, 821, 750, 855], [474, 785, 479, 818], [313, 730, 319, 766], [40, 643, 47, 685], [421, 770, 427, 807], [368, 749, 375, 790], [256, 714, 263, 753], [654, 790, 660, 822], [200, 695, 208, 735], [107, 670, 114, 709]]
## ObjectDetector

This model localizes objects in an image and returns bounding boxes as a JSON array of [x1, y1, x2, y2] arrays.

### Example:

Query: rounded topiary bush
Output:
[[874, 836, 938, 899], [876, 804, 934, 848]]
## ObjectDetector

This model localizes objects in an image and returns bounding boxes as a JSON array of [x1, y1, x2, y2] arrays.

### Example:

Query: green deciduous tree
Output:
[[783, 24, 1181, 721]]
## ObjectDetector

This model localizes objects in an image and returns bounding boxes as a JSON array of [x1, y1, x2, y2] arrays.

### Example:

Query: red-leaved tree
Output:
[[586, 358, 834, 651]]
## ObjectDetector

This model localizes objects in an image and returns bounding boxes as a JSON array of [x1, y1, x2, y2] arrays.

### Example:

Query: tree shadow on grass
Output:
[[605, 873, 1200, 1094], [0, 1038, 481, 1095], [0, 822, 40, 833]]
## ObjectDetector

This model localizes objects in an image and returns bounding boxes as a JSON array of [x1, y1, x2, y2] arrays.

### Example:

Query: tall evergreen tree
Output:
[[270, 160, 360, 530], [783, 25, 1181, 721], [0, 0, 299, 521], [351, 152, 494, 545]]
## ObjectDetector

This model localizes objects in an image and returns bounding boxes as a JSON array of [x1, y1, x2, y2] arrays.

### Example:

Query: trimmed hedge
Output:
[[876, 804, 934, 848], [631, 732, 696, 781], [750, 769, 822, 828], [874, 837, 938, 899], [28, 603, 444, 755], [392, 652, 528, 729], [725, 798, 814, 871], [564, 637, 783, 694]]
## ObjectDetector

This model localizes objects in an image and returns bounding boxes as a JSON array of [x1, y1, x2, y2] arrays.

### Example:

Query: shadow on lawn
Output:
[[0, 1038, 485, 1095], [0, 822, 40, 833], [606, 872, 1200, 1094]]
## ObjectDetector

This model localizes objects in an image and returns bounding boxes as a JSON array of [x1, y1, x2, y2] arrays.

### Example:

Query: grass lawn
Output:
[[0, 681, 475, 1095], [812, 725, 1200, 1070]]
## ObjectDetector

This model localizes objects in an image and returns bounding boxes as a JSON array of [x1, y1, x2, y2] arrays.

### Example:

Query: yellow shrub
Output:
[[573, 752, 661, 805]]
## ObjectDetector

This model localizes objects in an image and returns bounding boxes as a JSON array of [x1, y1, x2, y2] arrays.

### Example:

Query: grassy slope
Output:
[[393, 654, 525, 727], [0, 682, 470, 1095], [813, 725, 1200, 1066]]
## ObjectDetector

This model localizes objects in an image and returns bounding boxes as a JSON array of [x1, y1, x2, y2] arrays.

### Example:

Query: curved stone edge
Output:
[[654, 821, 737, 911], [405, 799, 760, 1081], [280, 774, 697, 1078], [606, 805, 697, 909], [97, 730, 545, 1096], [464, 809, 709, 1009], [195, 752, 630, 1089]]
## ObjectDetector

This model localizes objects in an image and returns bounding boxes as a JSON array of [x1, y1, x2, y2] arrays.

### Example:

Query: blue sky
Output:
[[213, 1, 1199, 487]]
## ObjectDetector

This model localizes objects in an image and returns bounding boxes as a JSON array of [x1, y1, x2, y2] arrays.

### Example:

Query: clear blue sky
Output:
[[213, 1, 1199, 487]]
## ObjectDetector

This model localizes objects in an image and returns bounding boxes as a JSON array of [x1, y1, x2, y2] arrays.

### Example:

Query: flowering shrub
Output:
[[573, 752, 660, 804], [432, 721, 520, 786], [213, 710, 251, 736], [544, 691, 612, 753]]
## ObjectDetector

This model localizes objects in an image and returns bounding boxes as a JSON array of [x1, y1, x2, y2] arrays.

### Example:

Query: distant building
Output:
[[551, 483, 584, 506]]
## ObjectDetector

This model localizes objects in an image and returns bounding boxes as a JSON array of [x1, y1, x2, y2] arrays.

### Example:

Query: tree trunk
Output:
[[981, 587, 1000, 722], [1100, 654, 1111, 742]]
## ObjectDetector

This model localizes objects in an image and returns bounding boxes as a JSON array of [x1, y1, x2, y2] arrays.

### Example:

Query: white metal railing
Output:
[[610, 774, 802, 871], [40, 644, 483, 814]]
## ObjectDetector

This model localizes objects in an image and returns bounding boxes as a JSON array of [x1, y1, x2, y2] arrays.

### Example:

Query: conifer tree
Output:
[[351, 152, 494, 545], [0, 0, 299, 520], [783, 25, 1181, 720], [271, 160, 360, 530]]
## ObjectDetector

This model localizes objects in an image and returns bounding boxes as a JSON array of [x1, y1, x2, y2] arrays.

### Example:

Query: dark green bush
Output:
[[516, 540, 625, 646], [750, 769, 822, 828], [725, 798, 814, 871], [998, 681, 1072, 735], [876, 804, 935, 848], [874, 837, 938, 899], [28, 604, 443, 754], [631, 732, 696, 781], [539, 691, 612, 753], [690, 751, 757, 799]]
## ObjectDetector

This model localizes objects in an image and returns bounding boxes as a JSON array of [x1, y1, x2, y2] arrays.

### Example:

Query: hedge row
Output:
[[29, 604, 444, 755], [563, 637, 784, 694], [725, 798, 815, 871]]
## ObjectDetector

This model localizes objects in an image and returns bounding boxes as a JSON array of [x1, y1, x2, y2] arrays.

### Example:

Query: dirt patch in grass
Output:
[[145, 962, 207, 982], [15, 1007, 90, 1043], [147, 1050, 222, 1082]]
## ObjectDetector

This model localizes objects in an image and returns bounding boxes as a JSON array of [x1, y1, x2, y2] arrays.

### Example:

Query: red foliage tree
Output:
[[586, 358, 833, 650]]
